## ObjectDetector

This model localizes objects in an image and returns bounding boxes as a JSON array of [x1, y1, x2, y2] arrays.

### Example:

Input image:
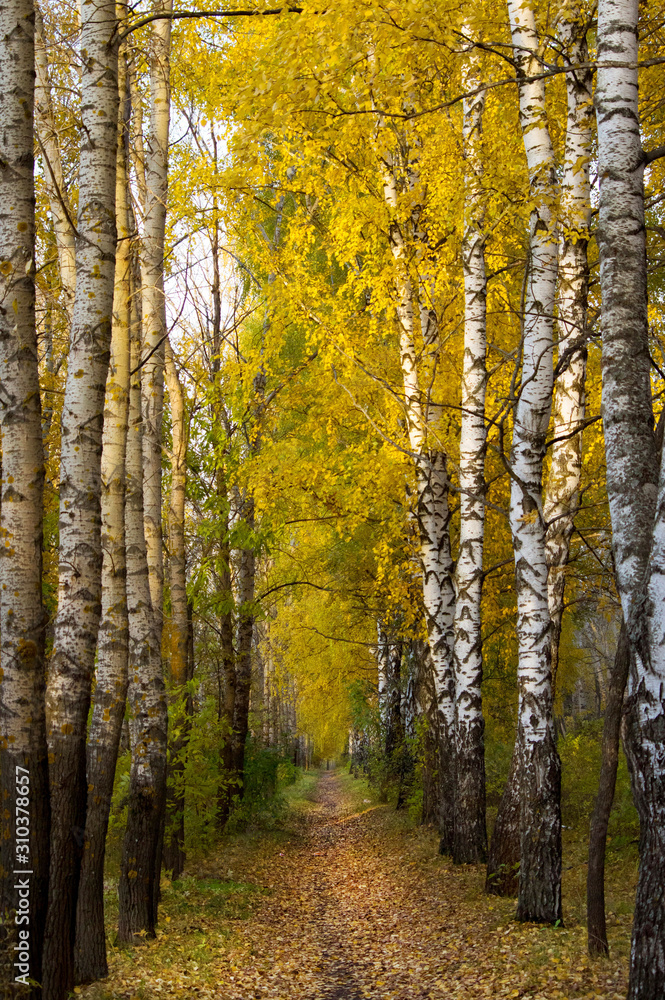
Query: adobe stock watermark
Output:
[[14, 766, 31, 987]]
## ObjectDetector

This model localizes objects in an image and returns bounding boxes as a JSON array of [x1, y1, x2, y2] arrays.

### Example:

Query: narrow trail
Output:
[[98, 771, 630, 1000]]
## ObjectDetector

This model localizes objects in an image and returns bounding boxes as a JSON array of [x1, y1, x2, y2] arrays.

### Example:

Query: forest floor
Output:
[[86, 769, 634, 1000]]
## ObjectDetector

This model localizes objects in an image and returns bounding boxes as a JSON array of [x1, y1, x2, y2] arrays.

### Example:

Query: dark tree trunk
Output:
[[486, 744, 520, 896], [163, 601, 195, 879], [454, 714, 487, 864], [217, 580, 237, 832], [624, 661, 665, 1000], [587, 623, 629, 955], [233, 609, 254, 797], [231, 528, 256, 803], [626, 794, 665, 1000], [117, 252, 168, 945], [44, 717, 90, 1000], [74, 723, 124, 982], [517, 733, 562, 924], [163, 755, 184, 879], [74, 681, 127, 982], [438, 727, 456, 856], [216, 483, 237, 831], [413, 641, 441, 827], [118, 773, 164, 941], [422, 724, 441, 826]]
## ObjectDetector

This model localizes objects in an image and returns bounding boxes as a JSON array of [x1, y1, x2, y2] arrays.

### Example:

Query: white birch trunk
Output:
[[74, 58, 131, 981], [596, 2, 664, 995], [381, 159, 456, 851], [0, 0, 49, 989], [34, 6, 76, 309], [118, 237, 168, 942], [140, 0, 172, 623], [453, 50, 488, 865], [507, 0, 561, 925], [42, 0, 118, 993], [165, 339, 188, 689], [376, 620, 389, 725], [544, 5, 593, 690]]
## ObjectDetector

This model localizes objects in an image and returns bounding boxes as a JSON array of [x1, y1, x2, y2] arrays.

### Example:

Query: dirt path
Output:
[[192, 771, 627, 1000], [97, 770, 630, 1000]]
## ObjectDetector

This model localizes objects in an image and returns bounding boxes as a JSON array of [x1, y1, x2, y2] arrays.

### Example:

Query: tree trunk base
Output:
[[516, 735, 562, 925], [486, 745, 520, 896]]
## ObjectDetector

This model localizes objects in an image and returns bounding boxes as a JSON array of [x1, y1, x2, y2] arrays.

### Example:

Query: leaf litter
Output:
[[84, 771, 630, 1000]]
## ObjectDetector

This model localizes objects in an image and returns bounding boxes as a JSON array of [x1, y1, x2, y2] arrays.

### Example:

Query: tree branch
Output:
[[117, 5, 303, 42]]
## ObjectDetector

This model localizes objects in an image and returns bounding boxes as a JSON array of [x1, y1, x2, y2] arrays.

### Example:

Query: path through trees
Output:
[[89, 770, 631, 1000]]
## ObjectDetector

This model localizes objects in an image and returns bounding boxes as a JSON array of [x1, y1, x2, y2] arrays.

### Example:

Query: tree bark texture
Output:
[[140, 0, 172, 626], [544, 5, 593, 691], [0, 0, 50, 991], [596, 3, 665, 996], [162, 340, 189, 878], [42, 0, 119, 994], [453, 46, 488, 867], [587, 624, 629, 956], [74, 58, 132, 983], [485, 744, 520, 896], [507, 0, 562, 926], [117, 239, 167, 944]]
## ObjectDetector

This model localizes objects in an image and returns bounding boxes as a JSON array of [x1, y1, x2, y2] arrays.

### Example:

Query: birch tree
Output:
[[42, 0, 119, 992], [506, 0, 561, 924], [74, 56, 132, 982], [122, 0, 172, 902], [117, 242, 168, 942], [0, 0, 49, 991], [596, 0, 665, 994], [163, 339, 190, 877], [141, 0, 172, 622], [544, 3, 593, 688], [452, 46, 488, 866], [381, 152, 456, 852]]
